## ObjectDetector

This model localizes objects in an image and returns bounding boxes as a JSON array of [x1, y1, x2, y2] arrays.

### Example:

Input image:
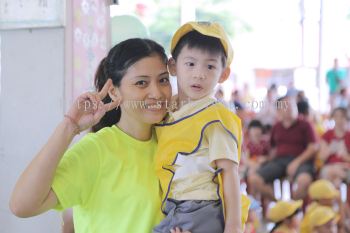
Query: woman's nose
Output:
[[148, 82, 163, 99]]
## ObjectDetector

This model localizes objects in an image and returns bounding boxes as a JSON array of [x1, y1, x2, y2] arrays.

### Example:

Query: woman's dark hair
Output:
[[171, 30, 227, 67], [91, 38, 167, 132]]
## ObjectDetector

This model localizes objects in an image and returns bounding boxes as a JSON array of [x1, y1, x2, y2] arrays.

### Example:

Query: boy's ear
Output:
[[168, 58, 177, 76], [218, 67, 231, 83]]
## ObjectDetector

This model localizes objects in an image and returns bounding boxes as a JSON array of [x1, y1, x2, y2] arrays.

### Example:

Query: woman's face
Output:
[[118, 55, 172, 125]]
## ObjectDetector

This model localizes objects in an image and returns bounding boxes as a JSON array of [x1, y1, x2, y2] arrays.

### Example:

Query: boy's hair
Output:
[[171, 30, 227, 68], [297, 100, 309, 116], [248, 119, 264, 131]]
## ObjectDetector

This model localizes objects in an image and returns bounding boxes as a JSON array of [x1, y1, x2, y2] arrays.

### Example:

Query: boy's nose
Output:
[[194, 69, 206, 80]]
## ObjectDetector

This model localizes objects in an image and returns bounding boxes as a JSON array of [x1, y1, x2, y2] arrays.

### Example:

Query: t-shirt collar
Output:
[[168, 94, 216, 121]]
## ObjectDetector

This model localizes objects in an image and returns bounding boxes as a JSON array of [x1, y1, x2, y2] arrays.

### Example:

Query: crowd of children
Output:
[[217, 81, 350, 233]]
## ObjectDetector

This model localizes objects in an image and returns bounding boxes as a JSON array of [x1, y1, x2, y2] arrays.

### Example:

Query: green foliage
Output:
[[148, 5, 181, 54], [196, 9, 252, 37], [146, 0, 252, 53]]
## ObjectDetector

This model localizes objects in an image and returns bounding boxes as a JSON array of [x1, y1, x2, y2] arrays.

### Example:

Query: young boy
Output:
[[309, 206, 338, 233], [267, 200, 303, 233], [153, 21, 249, 233]]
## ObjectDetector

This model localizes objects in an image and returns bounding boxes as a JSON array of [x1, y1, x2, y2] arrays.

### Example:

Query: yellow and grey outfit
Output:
[[153, 97, 249, 233]]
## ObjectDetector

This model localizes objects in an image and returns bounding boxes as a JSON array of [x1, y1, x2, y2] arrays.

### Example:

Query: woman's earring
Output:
[[114, 89, 122, 110], [108, 87, 122, 110]]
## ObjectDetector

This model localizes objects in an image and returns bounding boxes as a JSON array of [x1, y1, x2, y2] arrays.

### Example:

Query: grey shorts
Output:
[[153, 199, 224, 233], [257, 156, 315, 183]]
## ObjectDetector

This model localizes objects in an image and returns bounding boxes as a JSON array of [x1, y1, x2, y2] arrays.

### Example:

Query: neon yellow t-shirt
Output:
[[52, 125, 163, 233]]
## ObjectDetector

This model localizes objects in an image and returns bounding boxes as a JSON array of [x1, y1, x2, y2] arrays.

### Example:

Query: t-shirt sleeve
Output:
[[205, 123, 239, 164], [52, 133, 101, 211], [304, 121, 317, 144]]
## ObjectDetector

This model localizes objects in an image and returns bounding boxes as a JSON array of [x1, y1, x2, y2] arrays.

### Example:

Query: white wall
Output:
[[0, 28, 64, 233]]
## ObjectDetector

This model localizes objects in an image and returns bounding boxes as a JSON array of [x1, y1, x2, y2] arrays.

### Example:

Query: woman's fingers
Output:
[[104, 98, 121, 112], [98, 79, 113, 100], [93, 101, 107, 123], [79, 92, 100, 114]]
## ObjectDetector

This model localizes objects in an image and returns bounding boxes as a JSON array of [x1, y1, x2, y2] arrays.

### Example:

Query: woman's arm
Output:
[[216, 159, 242, 233], [9, 120, 77, 217], [10, 80, 117, 217]]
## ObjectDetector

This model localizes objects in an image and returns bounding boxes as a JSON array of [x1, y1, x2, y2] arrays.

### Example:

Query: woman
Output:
[[10, 38, 188, 233]]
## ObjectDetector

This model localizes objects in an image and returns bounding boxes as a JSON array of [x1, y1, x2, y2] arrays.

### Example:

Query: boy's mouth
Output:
[[190, 84, 203, 91]]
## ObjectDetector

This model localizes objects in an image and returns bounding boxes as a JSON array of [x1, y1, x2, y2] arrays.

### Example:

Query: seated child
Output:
[[309, 206, 338, 233], [300, 179, 340, 233], [244, 120, 270, 175], [267, 200, 303, 233]]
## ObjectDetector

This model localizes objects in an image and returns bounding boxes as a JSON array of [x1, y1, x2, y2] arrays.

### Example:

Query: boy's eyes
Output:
[[185, 62, 195, 66], [184, 62, 216, 70], [208, 65, 216, 70]]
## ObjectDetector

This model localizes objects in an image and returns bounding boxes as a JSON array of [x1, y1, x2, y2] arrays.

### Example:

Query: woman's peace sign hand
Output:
[[65, 79, 120, 133]]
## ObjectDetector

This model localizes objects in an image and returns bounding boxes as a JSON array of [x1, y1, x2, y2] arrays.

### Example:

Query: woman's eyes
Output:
[[135, 80, 148, 86], [160, 77, 170, 84], [135, 77, 169, 87]]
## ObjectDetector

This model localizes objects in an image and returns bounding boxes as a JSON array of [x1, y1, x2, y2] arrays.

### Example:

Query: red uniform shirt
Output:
[[322, 129, 350, 164]]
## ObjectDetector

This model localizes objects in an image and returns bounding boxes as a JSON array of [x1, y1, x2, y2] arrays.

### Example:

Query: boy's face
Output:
[[169, 45, 229, 102], [248, 127, 263, 142]]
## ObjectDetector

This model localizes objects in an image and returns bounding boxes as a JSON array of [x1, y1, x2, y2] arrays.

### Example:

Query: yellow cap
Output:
[[308, 179, 339, 200], [267, 200, 303, 223], [309, 206, 338, 228], [170, 21, 233, 67]]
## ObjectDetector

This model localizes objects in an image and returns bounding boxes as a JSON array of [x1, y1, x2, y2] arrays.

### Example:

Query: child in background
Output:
[[244, 120, 270, 174], [243, 119, 270, 195], [309, 206, 338, 233], [300, 179, 341, 233], [319, 107, 350, 188], [153, 21, 249, 233], [267, 200, 303, 233]]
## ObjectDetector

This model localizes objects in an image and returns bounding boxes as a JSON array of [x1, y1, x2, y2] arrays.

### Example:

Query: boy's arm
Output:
[[216, 159, 242, 233]]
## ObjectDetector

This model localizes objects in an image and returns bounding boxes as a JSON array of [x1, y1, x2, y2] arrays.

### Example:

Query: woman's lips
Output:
[[145, 102, 166, 112]]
